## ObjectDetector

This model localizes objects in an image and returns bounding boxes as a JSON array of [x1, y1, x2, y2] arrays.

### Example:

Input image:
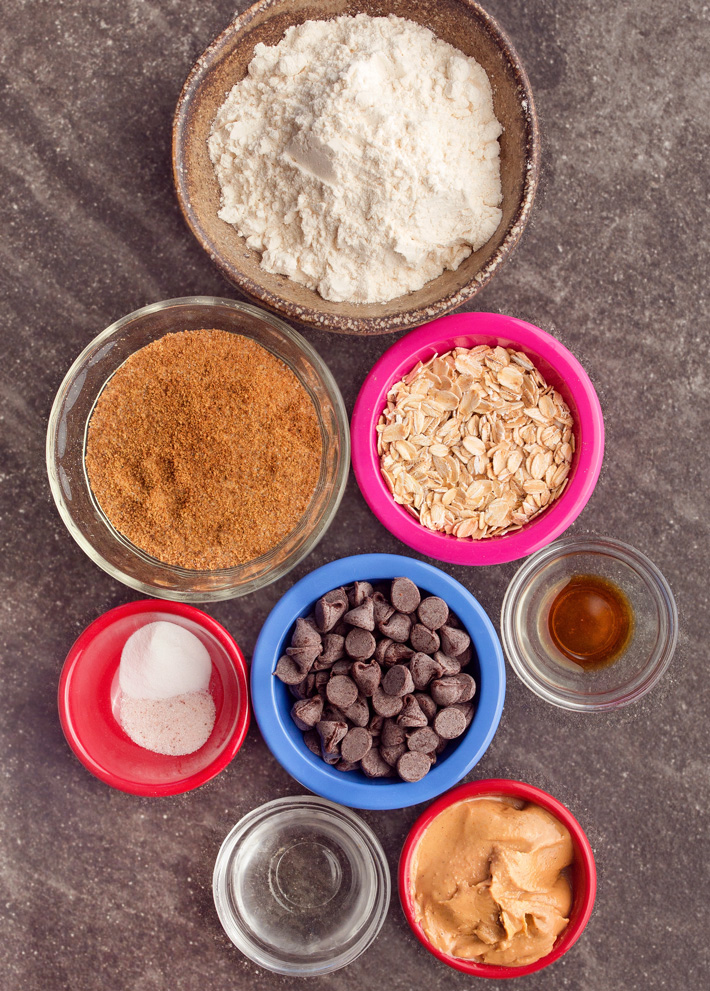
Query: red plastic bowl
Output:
[[58, 600, 250, 796], [398, 778, 597, 979], [351, 312, 604, 566]]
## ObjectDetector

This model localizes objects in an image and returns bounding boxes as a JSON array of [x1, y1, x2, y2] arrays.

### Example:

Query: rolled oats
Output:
[[377, 346, 576, 539]]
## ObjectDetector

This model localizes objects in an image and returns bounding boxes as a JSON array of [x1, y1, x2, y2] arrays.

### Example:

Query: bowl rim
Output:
[[398, 777, 597, 978], [250, 552, 505, 810], [171, 0, 540, 335], [45, 295, 350, 602], [57, 598, 250, 795], [500, 534, 679, 710], [350, 311, 605, 565]]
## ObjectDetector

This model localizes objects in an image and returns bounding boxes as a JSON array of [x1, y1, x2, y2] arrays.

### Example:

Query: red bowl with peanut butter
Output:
[[398, 779, 596, 978]]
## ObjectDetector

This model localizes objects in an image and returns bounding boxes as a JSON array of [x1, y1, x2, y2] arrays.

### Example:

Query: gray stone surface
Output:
[[1, 1, 708, 989]]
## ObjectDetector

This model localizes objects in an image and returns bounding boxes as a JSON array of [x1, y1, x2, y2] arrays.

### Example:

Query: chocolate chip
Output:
[[317, 719, 348, 752], [410, 624, 440, 655], [414, 692, 438, 723], [313, 633, 345, 669], [371, 686, 404, 718], [343, 598, 375, 631], [380, 743, 407, 767], [335, 760, 359, 772], [291, 617, 323, 648], [397, 751, 431, 782], [314, 670, 329, 693], [407, 726, 440, 753], [457, 644, 473, 666], [430, 676, 464, 707], [439, 625, 471, 657], [378, 611, 412, 643], [322, 703, 349, 724], [410, 652, 442, 689], [326, 675, 358, 708], [330, 659, 352, 676], [351, 659, 381, 697], [289, 673, 316, 700], [433, 706, 467, 740], [345, 627, 376, 660], [321, 748, 341, 765], [303, 729, 321, 756], [417, 596, 449, 630], [383, 642, 414, 667], [361, 748, 393, 778], [391, 577, 421, 614], [374, 637, 393, 664], [341, 726, 372, 763], [381, 718, 407, 748], [315, 587, 348, 632], [396, 694, 428, 728], [382, 664, 414, 697], [372, 591, 395, 624], [368, 713, 384, 738], [348, 581, 374, 607], [274, 654, 309, 685], [341, 695, 370, 727], [434, 651, 462, 676], [286, 642, 322, 670], [291, 696, 323, 731], [451, 701, 475, 728], [453, 672, 476, 702]]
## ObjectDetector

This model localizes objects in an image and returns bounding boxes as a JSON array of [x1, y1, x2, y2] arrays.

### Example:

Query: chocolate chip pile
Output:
[[274, 578, 476, 782]]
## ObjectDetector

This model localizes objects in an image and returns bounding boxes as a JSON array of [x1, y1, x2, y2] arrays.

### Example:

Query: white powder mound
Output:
[[208, 14, 503, 304], [119, 691, 216, 757], [119, 621, 212, 701]]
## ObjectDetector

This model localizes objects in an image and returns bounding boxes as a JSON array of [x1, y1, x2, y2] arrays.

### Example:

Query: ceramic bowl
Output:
[[46, 296, 349, 602], [57, 600, 250, 796], [399, 778, 597, 978], [172, 0, 539, 335], [351, 311, 605, 566], [250, 553, 505, 810]]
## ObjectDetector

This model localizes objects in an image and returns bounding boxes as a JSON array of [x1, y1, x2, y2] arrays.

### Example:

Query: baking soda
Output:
[[117, 621, 216, 756]]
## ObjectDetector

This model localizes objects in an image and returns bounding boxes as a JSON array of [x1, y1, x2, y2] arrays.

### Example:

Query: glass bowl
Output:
[[46, 297, 349, 601], [500, 536, 678, 710], [212, 795, 390, 975]]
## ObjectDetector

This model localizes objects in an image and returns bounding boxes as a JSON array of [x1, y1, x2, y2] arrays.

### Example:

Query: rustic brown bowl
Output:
[[173, 0, 539, 335]]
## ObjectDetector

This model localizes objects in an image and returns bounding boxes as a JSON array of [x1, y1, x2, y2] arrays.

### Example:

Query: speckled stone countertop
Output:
[[1, 1, 708, 989]]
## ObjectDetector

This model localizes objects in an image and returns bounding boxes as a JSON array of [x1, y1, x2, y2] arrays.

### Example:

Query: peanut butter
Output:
[[411, 797, 574, 967]]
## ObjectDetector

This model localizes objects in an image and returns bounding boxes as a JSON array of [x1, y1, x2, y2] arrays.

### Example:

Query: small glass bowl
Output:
[[46, 297, 349, 602], [212, 795, 390, 976], [501, 536, 678, 710]]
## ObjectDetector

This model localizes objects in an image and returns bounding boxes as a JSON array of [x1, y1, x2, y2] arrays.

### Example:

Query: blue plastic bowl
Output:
[[251, 554, 505, 810]]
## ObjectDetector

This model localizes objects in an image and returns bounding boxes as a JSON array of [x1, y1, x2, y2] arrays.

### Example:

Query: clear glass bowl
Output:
[[500, 536, 678, 711], [212, 796, 391, 976], [46, 297, 349, 602]]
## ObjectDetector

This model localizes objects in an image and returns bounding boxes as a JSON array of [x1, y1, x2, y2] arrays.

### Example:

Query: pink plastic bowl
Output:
[[58, 600, 250, 796], [398, 778, 597, 979], [351, 312, 604, 566]]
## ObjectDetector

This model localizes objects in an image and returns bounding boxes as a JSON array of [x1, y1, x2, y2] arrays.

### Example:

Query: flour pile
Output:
[[208, 14, 503, 304]]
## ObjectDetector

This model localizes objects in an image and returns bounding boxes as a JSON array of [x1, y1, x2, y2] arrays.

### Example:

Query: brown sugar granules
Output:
[[85, 329, 322, 570]]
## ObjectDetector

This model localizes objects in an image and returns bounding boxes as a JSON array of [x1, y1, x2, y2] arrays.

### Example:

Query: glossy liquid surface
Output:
[[547, 574, 634, 669]]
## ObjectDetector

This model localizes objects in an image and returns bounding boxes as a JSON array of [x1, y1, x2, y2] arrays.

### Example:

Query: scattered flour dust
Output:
[[208, 14, 503, 304]]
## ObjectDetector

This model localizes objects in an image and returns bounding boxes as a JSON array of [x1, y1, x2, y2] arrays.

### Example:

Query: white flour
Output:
[[208, 14, 502, 304]]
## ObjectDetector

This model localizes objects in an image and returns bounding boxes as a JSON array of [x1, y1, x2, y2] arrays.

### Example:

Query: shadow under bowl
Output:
[[173, 0, 539, 335]]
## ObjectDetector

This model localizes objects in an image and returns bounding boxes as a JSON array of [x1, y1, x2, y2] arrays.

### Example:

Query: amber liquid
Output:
[[547, 574, 634, 669]]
